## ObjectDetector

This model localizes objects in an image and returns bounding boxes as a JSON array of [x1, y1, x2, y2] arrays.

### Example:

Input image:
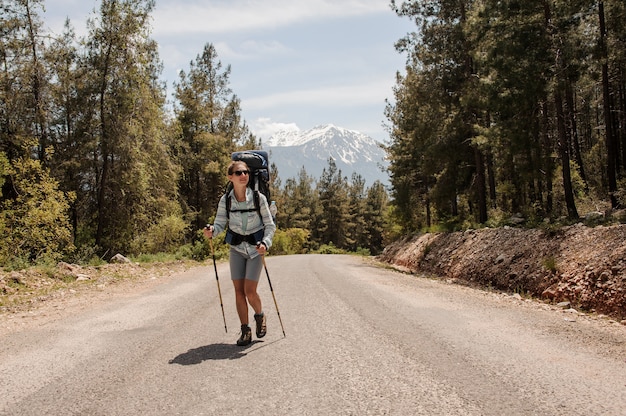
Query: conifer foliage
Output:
[[0, 0, 392, 263], [12, 0, 624, 263], [387, 0, 626, 231]]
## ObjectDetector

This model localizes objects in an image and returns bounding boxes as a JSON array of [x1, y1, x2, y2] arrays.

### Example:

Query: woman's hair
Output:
[[227, 160, 249, 175]]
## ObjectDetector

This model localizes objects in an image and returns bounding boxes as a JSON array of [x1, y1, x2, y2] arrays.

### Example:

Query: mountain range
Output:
[[261, 124, 389, 188]]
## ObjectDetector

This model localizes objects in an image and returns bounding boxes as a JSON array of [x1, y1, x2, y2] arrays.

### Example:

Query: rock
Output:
[[584, 211, 604, 223], [110, 254, 131, 264], [557, 301, 571, 309], [57, 262, 80, 273], [10, 272, 23, 285], [542, 287, 557, 299], [611, 209, 626, 222]]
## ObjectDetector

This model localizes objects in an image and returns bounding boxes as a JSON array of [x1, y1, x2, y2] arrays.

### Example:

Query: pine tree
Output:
[[389, 0, 488, 229], [173, 43, 253, 231], [388, 0, 626, 227], [0, 0, 48, 160], [315, 158, 351, 249], [280, 167, 317, 231], [346, 173, 368, 251], [80, 0, 178, 254], [364, 180, 389, 255]]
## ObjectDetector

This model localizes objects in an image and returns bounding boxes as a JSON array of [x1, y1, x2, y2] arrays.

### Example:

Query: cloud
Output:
[[214, 40, 291, 61], [252, 118, 300, 139], [243, 78, 395, 110], [153, 0, 390, 35]]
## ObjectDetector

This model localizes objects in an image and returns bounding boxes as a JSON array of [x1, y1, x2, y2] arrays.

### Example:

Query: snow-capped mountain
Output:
[[262, 124, 389, 187]]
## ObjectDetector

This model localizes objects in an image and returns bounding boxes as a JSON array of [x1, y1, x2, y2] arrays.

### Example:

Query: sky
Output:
[[42, 0, 415, 142]]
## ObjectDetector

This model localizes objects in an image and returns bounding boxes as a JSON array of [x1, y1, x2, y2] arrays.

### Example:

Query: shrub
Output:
[[0, 157, 75, 265], [132, 214, 189, 254], [542, 256, 558, 273], [270, 228, 310, 255], [315, 242, 346, 254]]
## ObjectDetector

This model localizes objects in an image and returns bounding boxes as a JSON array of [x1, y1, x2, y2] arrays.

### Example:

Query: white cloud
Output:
[[239, 40, 291, 56], [252, 118, 300, 139], [214, 40, 291, 61], [153, 0, 390, 35], [243, 78, 395, 110]]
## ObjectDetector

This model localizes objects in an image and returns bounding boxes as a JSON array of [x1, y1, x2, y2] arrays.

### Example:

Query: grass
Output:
[[541, 256, 558, 274]]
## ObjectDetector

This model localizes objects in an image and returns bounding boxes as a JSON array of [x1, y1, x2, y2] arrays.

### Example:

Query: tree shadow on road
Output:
[[168, 341, 260, 365]]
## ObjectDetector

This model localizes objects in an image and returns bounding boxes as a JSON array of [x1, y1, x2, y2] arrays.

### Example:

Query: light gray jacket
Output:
[[212, 187, 276, 257]]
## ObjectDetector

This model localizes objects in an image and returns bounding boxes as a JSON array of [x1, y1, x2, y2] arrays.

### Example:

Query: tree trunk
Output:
[[620, 73, 626, 173], [425, 195, 431, 228], [486, 152, 497, 208], [555, 90, 579, 219], [24, 0, 47, 162], [474, 147, 488, 223], [542, 100, 554, 215], [565, 78, 587, 187], [599, 1, 619, 208], [96, 42, 113, 248]]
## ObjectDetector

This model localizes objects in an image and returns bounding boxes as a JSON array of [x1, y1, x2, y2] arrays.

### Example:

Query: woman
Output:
[[204, 160, 276, 346]]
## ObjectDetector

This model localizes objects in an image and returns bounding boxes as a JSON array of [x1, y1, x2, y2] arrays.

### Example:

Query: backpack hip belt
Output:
[[224, 228, 264, 246]]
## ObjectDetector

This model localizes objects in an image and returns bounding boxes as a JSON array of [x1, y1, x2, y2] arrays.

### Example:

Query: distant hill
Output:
[[262, 124, 389, 187]]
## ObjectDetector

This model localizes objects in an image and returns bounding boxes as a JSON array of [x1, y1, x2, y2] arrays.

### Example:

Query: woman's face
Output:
[[229, 162, 250, 186]]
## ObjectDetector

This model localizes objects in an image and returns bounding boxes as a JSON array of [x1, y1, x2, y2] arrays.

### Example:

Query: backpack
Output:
[[225, 150, 271, 219]]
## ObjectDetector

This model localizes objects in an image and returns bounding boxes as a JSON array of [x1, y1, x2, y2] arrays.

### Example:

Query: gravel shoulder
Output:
[[0, 261, 194, 336]]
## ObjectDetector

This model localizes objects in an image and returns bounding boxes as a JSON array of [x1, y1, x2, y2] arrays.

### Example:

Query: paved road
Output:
[[1, 254, 625, 415]]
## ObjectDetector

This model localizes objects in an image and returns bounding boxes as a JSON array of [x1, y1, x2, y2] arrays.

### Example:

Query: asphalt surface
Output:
[[1, 254, 625, 415]]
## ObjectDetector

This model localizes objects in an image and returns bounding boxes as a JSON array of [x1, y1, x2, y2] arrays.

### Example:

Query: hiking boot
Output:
[[254, 313, 267, 338], [237, 325, 252, 346]]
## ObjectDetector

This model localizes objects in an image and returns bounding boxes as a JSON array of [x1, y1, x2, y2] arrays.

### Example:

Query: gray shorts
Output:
[[229, 247, 263, 281]]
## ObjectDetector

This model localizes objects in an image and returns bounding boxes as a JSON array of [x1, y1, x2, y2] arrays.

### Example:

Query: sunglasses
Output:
[[233, 170, 249, 176]]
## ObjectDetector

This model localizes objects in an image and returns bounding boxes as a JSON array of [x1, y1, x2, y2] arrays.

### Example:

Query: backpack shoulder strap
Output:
[[226, 192, 231, 219], [253, 190, 261, 216], [226, 189, 261, 218]]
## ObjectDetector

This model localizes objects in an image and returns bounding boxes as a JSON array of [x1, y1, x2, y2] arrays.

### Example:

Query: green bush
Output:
[[270, 228, 310, 255], [0, 157, 75, 265], [132, 214, 189, 254], [133, 252, 175, 263], [542, 256, 558, 273], [315, 242, 346, 254], [65, 245, 106, 266]]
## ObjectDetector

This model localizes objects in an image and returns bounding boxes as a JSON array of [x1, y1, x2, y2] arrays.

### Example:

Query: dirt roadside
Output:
[[378, 223, 626, 323], [0, 260, 195, 336]]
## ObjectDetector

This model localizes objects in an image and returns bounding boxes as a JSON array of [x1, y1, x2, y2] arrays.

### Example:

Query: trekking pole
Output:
[[209, 236, 227, 333], [259, 250, 286, 337]]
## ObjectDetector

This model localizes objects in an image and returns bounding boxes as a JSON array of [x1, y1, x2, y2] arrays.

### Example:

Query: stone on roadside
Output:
[[110, 254, 131, 264]]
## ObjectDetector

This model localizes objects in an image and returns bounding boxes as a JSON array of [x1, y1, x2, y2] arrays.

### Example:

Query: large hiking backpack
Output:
[[225, 150, 271, 218]]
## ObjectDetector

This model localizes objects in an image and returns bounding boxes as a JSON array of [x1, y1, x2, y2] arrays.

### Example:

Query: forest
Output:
[[0, 0, 389, 268], [1, 0, 625, 269], [386, 0, 626, 231]]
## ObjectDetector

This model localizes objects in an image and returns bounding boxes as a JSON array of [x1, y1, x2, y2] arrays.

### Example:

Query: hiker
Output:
[[203, 160, 276, 346]]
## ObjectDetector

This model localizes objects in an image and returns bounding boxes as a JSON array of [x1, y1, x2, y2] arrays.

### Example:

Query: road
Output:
[[1, 254, 625, 415]]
